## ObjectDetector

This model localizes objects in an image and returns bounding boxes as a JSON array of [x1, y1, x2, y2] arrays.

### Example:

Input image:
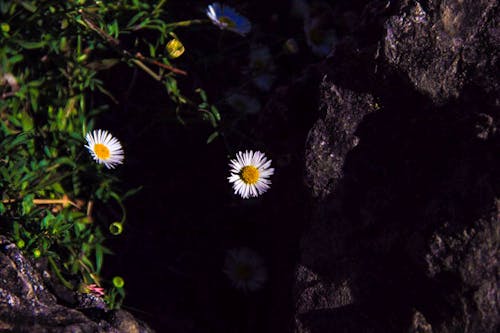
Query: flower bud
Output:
[[166, 38, 185, 59]]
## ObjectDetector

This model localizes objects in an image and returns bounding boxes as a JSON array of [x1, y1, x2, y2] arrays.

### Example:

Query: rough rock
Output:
[[420, 201, 500, 332], [305, 79, 376, 199], [294, 0, 500, 332], [408, 310, 433, 333], [0, 236, 153, 333], [383, 0, 500, 104]]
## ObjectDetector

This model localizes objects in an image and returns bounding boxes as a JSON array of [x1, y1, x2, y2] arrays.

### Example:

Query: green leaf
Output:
[[206, 131, 219, 144], [42, 213, 55, 230], [122, 186, 143, 200], [29, 88, 39, 111], [19, 1, 37, 13], [127, 12, 146, 27], [210, 105, 221, 121], [196, 88, 207, 102], [95, 244, 103, 273], [13, 222, 20, 238], [52, 182, 64, 194], [21, 110, 33, 131], [203, 112, 217, 127], [86, 58, 120, 71], [54, 157, 77, 168], [14, 39, 46, 49], [9, 54, 24, 65], [81, 255, 95, 272], [110, 19, 119, 38], [148, 42, 156, 58], [8, 132, 30, 149], [22, 194, 35, 215]]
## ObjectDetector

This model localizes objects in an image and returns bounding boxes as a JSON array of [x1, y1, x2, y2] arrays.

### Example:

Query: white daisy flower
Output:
[[226, 93, 261, 114], [206, 2, 251, 36], [228, 150, 274, 199], [223, 247, 267, 291], [85, 129, 124, 169]]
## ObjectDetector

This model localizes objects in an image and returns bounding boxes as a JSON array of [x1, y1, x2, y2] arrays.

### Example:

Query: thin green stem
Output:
[[131, 59, 162, 81], [48, 256, 74, 289], [152, 0, 168, 17], [110, 192, 127, 224], [165, 19, 207, 29]]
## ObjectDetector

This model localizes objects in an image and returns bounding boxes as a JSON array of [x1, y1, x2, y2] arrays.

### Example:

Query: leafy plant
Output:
[[0, 0, 219, 308]]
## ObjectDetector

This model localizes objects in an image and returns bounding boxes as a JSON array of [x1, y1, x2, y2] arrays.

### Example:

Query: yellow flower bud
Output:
[[166, 38, 185, 59]]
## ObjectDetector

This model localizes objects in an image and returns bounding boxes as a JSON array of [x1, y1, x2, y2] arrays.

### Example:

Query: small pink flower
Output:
[[86, 284, 105, 296]]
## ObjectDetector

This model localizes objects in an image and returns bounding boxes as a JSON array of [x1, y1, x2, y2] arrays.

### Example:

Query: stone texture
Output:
[[305, 80, 376, 199], [419, 201, 500, 332], [0, 236, 153, 333], [294, 0, 500, 332], [383, 0, 499, 104], [408, 310, 433, 333]]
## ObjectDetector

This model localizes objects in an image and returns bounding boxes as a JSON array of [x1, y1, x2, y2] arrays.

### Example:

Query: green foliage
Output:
[[0, 0, 219, 308]]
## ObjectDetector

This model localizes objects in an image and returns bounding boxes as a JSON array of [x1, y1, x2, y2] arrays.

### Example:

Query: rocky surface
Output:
[[0, 235, 153, 333], [384, 0, 499, 103], [293, 0, 499, 332]]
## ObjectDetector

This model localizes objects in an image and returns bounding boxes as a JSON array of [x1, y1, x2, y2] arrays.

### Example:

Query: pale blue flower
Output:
[[224, 247, 267, 291], [304, 18, 337, 57], [226, 93, 261, 114], [253, 73, 276, 92], [206, 2, 251, 36], [249, 45, 276, 91]]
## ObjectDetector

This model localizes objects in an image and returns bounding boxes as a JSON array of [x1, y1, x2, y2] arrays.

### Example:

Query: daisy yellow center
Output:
[[219, 16, 236, 28], [94, 143, 110, 160], [240, 165, 259, 185], [235, 264, 252, 281]]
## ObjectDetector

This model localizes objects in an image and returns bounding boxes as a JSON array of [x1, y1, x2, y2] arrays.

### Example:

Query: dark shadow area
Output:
[[95, 60, 319, 331], [93, 0, 500, 332], [298, 70, 498, 331]]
